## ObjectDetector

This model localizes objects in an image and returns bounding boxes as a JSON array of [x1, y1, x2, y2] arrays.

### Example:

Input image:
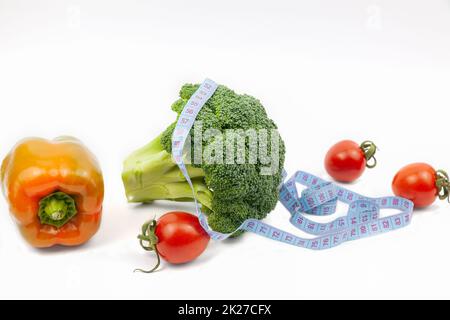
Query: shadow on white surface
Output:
[[29, 240, 96, 255], [412, 203, 442, 215], [129, 200, 202, 216]]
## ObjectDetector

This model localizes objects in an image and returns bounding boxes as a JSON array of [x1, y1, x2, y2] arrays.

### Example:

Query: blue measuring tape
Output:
[[171, 79, 414, 250]]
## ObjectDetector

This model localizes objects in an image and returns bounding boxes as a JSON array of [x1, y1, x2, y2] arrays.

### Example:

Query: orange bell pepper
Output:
[[1, 137, 104, 248]]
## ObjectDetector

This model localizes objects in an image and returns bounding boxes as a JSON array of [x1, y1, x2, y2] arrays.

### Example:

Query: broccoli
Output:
[[122, 83, 286, 236]]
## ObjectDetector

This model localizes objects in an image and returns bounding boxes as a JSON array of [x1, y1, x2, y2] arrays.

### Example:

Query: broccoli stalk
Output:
[[122, 133, 213, 211]]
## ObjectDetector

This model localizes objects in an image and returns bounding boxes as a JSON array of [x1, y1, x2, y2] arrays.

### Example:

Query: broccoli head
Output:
[[122, 83, 286, 235]]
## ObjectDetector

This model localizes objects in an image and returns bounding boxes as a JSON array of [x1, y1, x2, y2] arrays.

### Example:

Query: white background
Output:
[[0, 0, 450, 300]]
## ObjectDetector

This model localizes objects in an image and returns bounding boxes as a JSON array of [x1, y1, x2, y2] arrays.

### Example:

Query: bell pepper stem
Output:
[[38, 192, 77, 228]]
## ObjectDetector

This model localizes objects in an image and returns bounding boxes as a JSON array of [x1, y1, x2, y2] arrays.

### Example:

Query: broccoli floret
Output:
[[122, 83, 286, 236]]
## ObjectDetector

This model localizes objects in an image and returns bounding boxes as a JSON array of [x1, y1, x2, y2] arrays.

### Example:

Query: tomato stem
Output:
[[360, 141, 378, 169], [436, 170, 450, 203], [134, 219, 161, 273]]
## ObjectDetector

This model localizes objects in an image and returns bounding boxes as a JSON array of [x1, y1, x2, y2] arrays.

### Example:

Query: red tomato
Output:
[[325, 140, 377, 182], [392, 163, 449, 208], [136, 211, 210, 273], [155, 212, 210, 264]]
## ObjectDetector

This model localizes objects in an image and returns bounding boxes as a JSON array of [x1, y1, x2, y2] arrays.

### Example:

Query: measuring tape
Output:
[[171, 79, 414, 249]]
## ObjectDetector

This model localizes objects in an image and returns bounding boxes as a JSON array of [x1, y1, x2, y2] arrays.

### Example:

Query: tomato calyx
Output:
[[360, 141, 378, 169], [436, 170, 450, 203], [134, 219, 161, 274]]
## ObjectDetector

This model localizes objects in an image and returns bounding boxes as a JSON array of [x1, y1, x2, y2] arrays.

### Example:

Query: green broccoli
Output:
[[122, 83, 286, 235]]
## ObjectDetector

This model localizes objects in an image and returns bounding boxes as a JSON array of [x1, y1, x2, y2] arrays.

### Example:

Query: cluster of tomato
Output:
[[325, 140, 449, 208]]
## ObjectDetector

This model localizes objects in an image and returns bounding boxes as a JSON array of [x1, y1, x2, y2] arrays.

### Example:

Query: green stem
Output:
[[134, 220, 161, 274], [360, 141, 378, 169], [124, 179, 213, 211], [122, 133, 213, 210], [436, 170, 450, 203], [38, 192, 77, 228], [122, 133, 206, 198]]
